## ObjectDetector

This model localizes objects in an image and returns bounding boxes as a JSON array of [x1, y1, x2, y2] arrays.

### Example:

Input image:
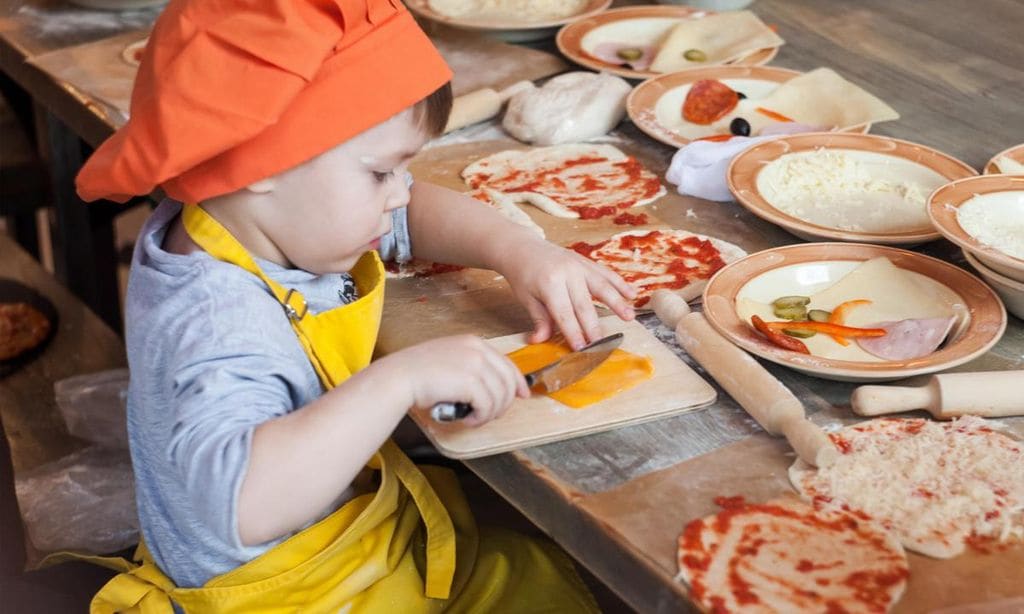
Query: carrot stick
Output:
[[827, 299, 872, 346], [694, 134, 734, 142], [756, 107, 795, 122], [763, 320, 887, 338]]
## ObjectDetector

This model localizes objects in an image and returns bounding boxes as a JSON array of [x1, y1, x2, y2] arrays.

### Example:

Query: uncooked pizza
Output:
[[0, 302, 51, 361], [790, 417, 1024, 559], [462, 144, 666, 221], [677, 496, 909, 613], [384, 260, 464, 279], [569, 229, 746, 307]]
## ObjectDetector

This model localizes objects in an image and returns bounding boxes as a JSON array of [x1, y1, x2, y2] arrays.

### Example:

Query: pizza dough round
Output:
[[678, 496, 909, 613], [462, 144, 666, 220], [789, 417, 1024, 559], [569, 229, 746, 308]]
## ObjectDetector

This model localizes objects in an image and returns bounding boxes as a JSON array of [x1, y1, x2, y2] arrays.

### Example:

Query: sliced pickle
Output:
[[807, 309, 831, 322], [616, 48, 643, 61], [773, 305, 808, 320], [782, 328, 817, 339], [683, 48, 708, 62], [772, 295, 811, 309]]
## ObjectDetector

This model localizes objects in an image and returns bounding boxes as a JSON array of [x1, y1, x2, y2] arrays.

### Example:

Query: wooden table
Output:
[[454, 1, 1024, 611], [1, 0, 1023, 611]]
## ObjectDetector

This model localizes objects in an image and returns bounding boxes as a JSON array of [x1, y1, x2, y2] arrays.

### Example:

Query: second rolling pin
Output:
[[444, 81, 533, 133], [651, 290, 838, 468], [852, 371, 1024, 418]]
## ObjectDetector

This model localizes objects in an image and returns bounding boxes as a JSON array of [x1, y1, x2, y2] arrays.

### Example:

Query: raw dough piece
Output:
[[789, 417, 1024, 558], [570, 229, 746, 308], [469, 188, 547, 238], [428, 0, 586, 21], [502, 72, 631, 146], [462, 144, 666, 220], [384, 260, 464, 279], [678, 496, 909, 613], [650, 11, 784, 73]]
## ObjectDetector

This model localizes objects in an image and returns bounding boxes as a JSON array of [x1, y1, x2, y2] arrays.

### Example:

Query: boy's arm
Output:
[[406, 181, 636, 349], [237, 335, 526, 546]]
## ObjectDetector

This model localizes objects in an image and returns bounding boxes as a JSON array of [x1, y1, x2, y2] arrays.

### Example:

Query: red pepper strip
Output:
[[827, 299, 872, 346], [764, 320, 887, 338], [694, 134, 734, 142], [756, 107, 795, 122], [751, 315, 810, 354]]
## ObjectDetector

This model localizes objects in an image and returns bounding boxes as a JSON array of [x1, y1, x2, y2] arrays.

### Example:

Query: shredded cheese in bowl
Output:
[[756, 148, 948, 233], [955, 191, 1024, 260]]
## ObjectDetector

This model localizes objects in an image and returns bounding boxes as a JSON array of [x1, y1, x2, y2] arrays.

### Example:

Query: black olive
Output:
[[730, 117, 751, 136], [736, 91, 747, 100]]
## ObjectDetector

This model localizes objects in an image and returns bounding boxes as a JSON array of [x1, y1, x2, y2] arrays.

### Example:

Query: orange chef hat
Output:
[[76, 0, 452, 203]]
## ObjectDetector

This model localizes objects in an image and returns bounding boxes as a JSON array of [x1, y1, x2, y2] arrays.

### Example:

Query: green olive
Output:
[[616, 47, 644, 61], [683, 48, 707, 62], [808, 309, 832, 322], [773, 305, 808, 320], [782, 328, 817, 339], [772, 295, 811, 310]]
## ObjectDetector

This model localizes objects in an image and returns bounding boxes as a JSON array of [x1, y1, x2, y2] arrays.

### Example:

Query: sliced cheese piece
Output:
[[508, 341, 654, 408], [649, 11, 784, 73], [754, 68, 899, 131]]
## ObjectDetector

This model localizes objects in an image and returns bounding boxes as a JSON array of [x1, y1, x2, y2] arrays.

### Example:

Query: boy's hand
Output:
[[497, 240, 637, 350], [391, 335, 529, 426]]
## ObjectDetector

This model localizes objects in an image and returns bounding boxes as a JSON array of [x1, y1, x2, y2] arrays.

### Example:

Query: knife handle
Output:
[[430, 373, 538, 422], [430, 402, 472, 422]]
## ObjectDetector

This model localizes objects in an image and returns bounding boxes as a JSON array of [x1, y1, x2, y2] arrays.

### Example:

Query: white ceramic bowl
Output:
[[927, 175, 1024, 284], [963, 250, 1024, 320]]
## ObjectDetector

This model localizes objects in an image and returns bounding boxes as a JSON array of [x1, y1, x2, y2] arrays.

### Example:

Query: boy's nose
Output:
[[385, 170, 414, 211]]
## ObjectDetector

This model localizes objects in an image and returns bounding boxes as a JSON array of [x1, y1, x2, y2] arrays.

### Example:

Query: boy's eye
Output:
[[373, 170, 395, 183]]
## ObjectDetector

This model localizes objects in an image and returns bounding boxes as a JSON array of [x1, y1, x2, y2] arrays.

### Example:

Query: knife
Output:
[[430, 332, 625, 422]]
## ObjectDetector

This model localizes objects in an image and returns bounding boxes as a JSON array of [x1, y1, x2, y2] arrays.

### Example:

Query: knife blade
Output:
[[430, 332, 625, 422]]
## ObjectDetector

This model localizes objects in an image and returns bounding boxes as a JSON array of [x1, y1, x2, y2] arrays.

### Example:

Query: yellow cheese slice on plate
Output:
[[648, 11, 784, 73], [754, 68, 899, 131]]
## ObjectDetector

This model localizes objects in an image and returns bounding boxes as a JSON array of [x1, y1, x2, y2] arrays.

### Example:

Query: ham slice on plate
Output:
[[857, 316, 955, 360]]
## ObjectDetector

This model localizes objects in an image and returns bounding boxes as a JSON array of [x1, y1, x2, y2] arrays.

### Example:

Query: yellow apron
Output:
[[76, 204, 599, 614]]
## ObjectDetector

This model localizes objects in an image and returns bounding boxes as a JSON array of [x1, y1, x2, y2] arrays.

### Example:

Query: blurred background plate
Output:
[[984, 143, 1024, 175], [0, 279, 59, 380], [406, 0, 612, 43], [627, 65, 871, 148], [556, 5, 777, 80]]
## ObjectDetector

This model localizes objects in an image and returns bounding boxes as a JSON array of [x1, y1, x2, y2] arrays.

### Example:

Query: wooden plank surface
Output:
[[411, 316, 716, 458]]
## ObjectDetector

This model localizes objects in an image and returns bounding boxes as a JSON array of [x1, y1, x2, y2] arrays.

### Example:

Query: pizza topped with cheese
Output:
[[678, 495, 909, 614], [789, 417, 1024, 559], [462, 144, 666, 221], [569, 229, 746, 307]]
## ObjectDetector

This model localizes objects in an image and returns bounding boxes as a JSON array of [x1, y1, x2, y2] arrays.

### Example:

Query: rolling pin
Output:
[[852, 371, 1024, 419], [651, 290, 839, 468], [443, 80, 534, 134]]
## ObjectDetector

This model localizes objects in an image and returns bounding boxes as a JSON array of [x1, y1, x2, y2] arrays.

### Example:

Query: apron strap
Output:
[[380, 440, 456, 599], [180, 203, 337, 387]]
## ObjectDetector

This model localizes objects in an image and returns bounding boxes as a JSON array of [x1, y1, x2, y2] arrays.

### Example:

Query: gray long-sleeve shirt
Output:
[[125, 200, 411, 588]]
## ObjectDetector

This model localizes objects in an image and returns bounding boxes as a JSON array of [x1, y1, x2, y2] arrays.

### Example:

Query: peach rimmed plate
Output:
[[927, 174, 1024, 283], [728, 133, 977, 245], [626, 66, 870, 148], [702, 243, 1006, 382], [555, 6, 777, 80], [984, 143, 1024, 174], [405, 0, 611, 43]]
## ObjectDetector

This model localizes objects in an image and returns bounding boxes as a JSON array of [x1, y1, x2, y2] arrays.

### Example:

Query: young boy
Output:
[[75, 0, 635, 611]]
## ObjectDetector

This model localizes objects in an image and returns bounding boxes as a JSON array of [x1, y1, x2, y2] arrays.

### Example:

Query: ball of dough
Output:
[[502, 72, 631, 145]]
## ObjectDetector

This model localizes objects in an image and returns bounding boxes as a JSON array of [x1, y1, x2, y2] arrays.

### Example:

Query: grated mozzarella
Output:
[[790, 417, 1024, 559]]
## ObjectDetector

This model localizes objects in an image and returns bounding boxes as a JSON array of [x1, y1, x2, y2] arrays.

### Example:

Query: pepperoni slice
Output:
[[682, 79, 740, 125]]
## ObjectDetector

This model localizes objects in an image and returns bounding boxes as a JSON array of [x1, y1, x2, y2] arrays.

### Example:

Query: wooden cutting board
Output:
[[410, 315, 716, 458], [577, 434, 1024, 614]]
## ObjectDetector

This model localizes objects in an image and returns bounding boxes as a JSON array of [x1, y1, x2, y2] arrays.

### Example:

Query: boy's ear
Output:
[[245, 177, 276, 194]]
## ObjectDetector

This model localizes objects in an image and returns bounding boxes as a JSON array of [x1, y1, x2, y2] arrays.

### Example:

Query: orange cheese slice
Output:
[[507, 341, 654, 409]]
